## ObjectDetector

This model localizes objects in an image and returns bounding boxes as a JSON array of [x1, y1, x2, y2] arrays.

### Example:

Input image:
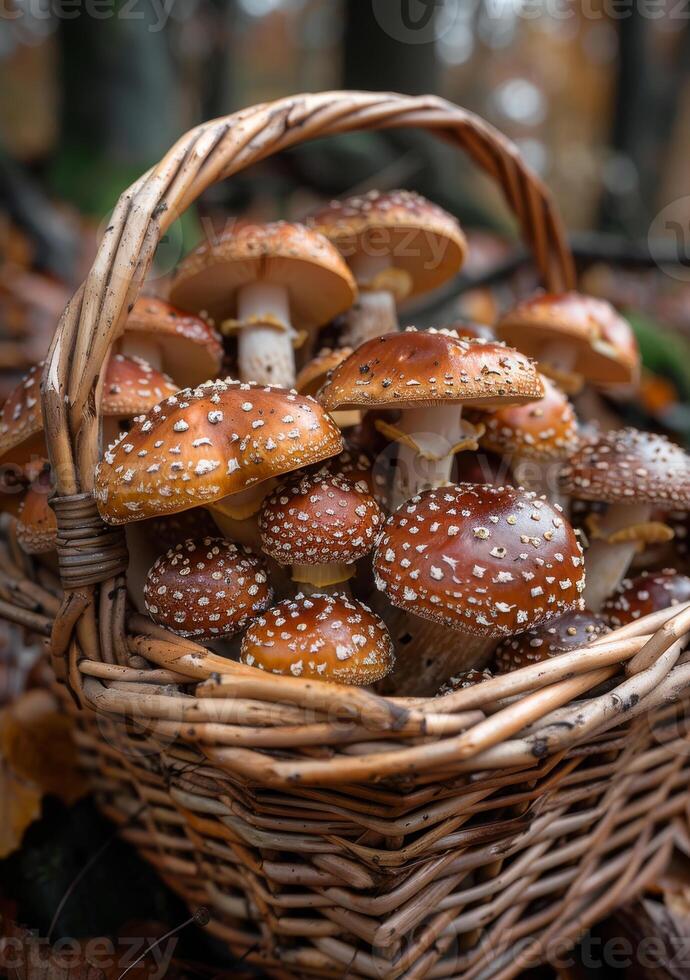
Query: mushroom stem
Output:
[[583, 501, 652, 611], [512, 456, 568, 511], [236, 282, 296, 387], [292, 562, 354, 591], [391, 404, 465, 510], [344, 252, 399, 347], [376, 608, 498, 697], [118, 336, 163, 372], [540, 341, 577, 376]]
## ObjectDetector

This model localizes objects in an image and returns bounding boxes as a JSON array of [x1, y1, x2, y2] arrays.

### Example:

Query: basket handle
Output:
[[42, 90, 574, 502]]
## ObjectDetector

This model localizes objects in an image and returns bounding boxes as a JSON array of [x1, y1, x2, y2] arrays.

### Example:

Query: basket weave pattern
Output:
[[2, 92, 690, 978]]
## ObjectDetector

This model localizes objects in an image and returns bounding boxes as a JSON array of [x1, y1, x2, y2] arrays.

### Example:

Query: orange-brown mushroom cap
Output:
[[0, 361, 42, 462], [496, 291, 639, 386], [103, 354, 179, 418], [602, 568, 690, 628], [16, 483, 57, 554], [309, 190, 467, 298], [373, 484, 585, 636], [295, 347, 353, 398], [240, 593, 394, 685], [495, 610, 609, 673], [95, 379, 343, 525], [477, 375, 580, 461], [143, 537, 272, 640], [318, 329, 544, 412], [169, 222, 356, 330], [258, 470, 383, 566], [124, 297, 223, 385], [559, 428, 690, 507]]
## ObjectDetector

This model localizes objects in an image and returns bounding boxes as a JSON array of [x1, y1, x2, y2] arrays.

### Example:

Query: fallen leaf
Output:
[[0, 690, 88, 858]]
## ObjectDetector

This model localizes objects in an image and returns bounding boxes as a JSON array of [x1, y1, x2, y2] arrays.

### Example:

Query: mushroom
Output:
[[496, 291, 640, 394], [143, 537, 272, 640], [16, 466, 56, 555], [601, 568, 690, 628], [240, 593, 394, 685], [325, 448, 389, 512], [474, 374, 580, 506], [141, 508, 219, 555], [169, 223, 356, 388], [295, 347, 360, 429], [0, 355, 179, 467], [119, 297, 224, 386], [309, 190, 466, 347], [373, 483, 585, 696], [95, 379, 343, 528], [436, 667, 493, 696], [494, 610, 609, 673], [318, 328, 544, 510], [258, 470, 383, 592], [559, 428, 690, 611]]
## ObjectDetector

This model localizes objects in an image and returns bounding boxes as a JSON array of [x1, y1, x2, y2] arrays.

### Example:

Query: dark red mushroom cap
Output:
[[240, 593, 394, 685], [143, 537, 272, 640], [373, 483, 585, 636], [601, 568, 690, 628], [0, 361, 42, 462], [318, 329, 543, 412], [495, 610, 609, 673], [258, 470, 383, 567], [559, 428, 690, 507], [437, 667, 493, 696]]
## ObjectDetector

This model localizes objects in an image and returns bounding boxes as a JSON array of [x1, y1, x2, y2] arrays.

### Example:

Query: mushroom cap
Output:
[[602, 568, 690, 628], [0, 361, 42, 462], [309, 190, 467, 298], [141, 507, 219, 554], [0, 356, 179, 463], [125, 297, 223, 385], [143, 537, 272, 640], [258, 469, 384, 566], [318, 329, 544, 412], [559, 428, 690, 507], [169, 222, 356, 330], [373, 483, 585, 636], [95, 379, 343, 525], [240, 593, 394, 685], [437, 667, 493, 696], [496, 291, 639, 386], [102, 354, 179, 418], [296, 347, 353, 398], [326, 448, 389, 508], [495, 610, 610, 672], [477, 375, 580, 461], [447, 320, 496, 343], [16, 481, 57, 555]]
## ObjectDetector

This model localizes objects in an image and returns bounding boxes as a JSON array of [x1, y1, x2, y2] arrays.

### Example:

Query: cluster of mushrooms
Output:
[[3, 190, 690, 697]]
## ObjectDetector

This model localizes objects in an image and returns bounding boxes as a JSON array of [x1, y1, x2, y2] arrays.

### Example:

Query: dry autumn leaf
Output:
[[0, 689, 88, 858]]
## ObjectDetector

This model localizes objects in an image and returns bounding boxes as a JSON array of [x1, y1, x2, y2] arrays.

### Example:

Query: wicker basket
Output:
[[3, 91, 690, 979]]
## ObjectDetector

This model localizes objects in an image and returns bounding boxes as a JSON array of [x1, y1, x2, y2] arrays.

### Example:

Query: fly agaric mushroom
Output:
[[258, 469, 383, 592], [318, 328, 543, 510], [309, 190, 466, 347], [496, 292, 640, 394], [326, 448, 389, 511], [437, 667, 493, 696], [118, 297, 223, 387], [15, 466, 56, 555], [169, 223, 356, 388], [95, 379, 343, 527], [559, 428, 690, 611], [296, 347, 360, 429], [474, 374, 580, 504], [240, 592, 394, 685], [373, 483, 585, 696], [0, 356, 179, 467], [143, 537, 272, 640], [601, 568, 690, 628], [494, 610, 609, 673]]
